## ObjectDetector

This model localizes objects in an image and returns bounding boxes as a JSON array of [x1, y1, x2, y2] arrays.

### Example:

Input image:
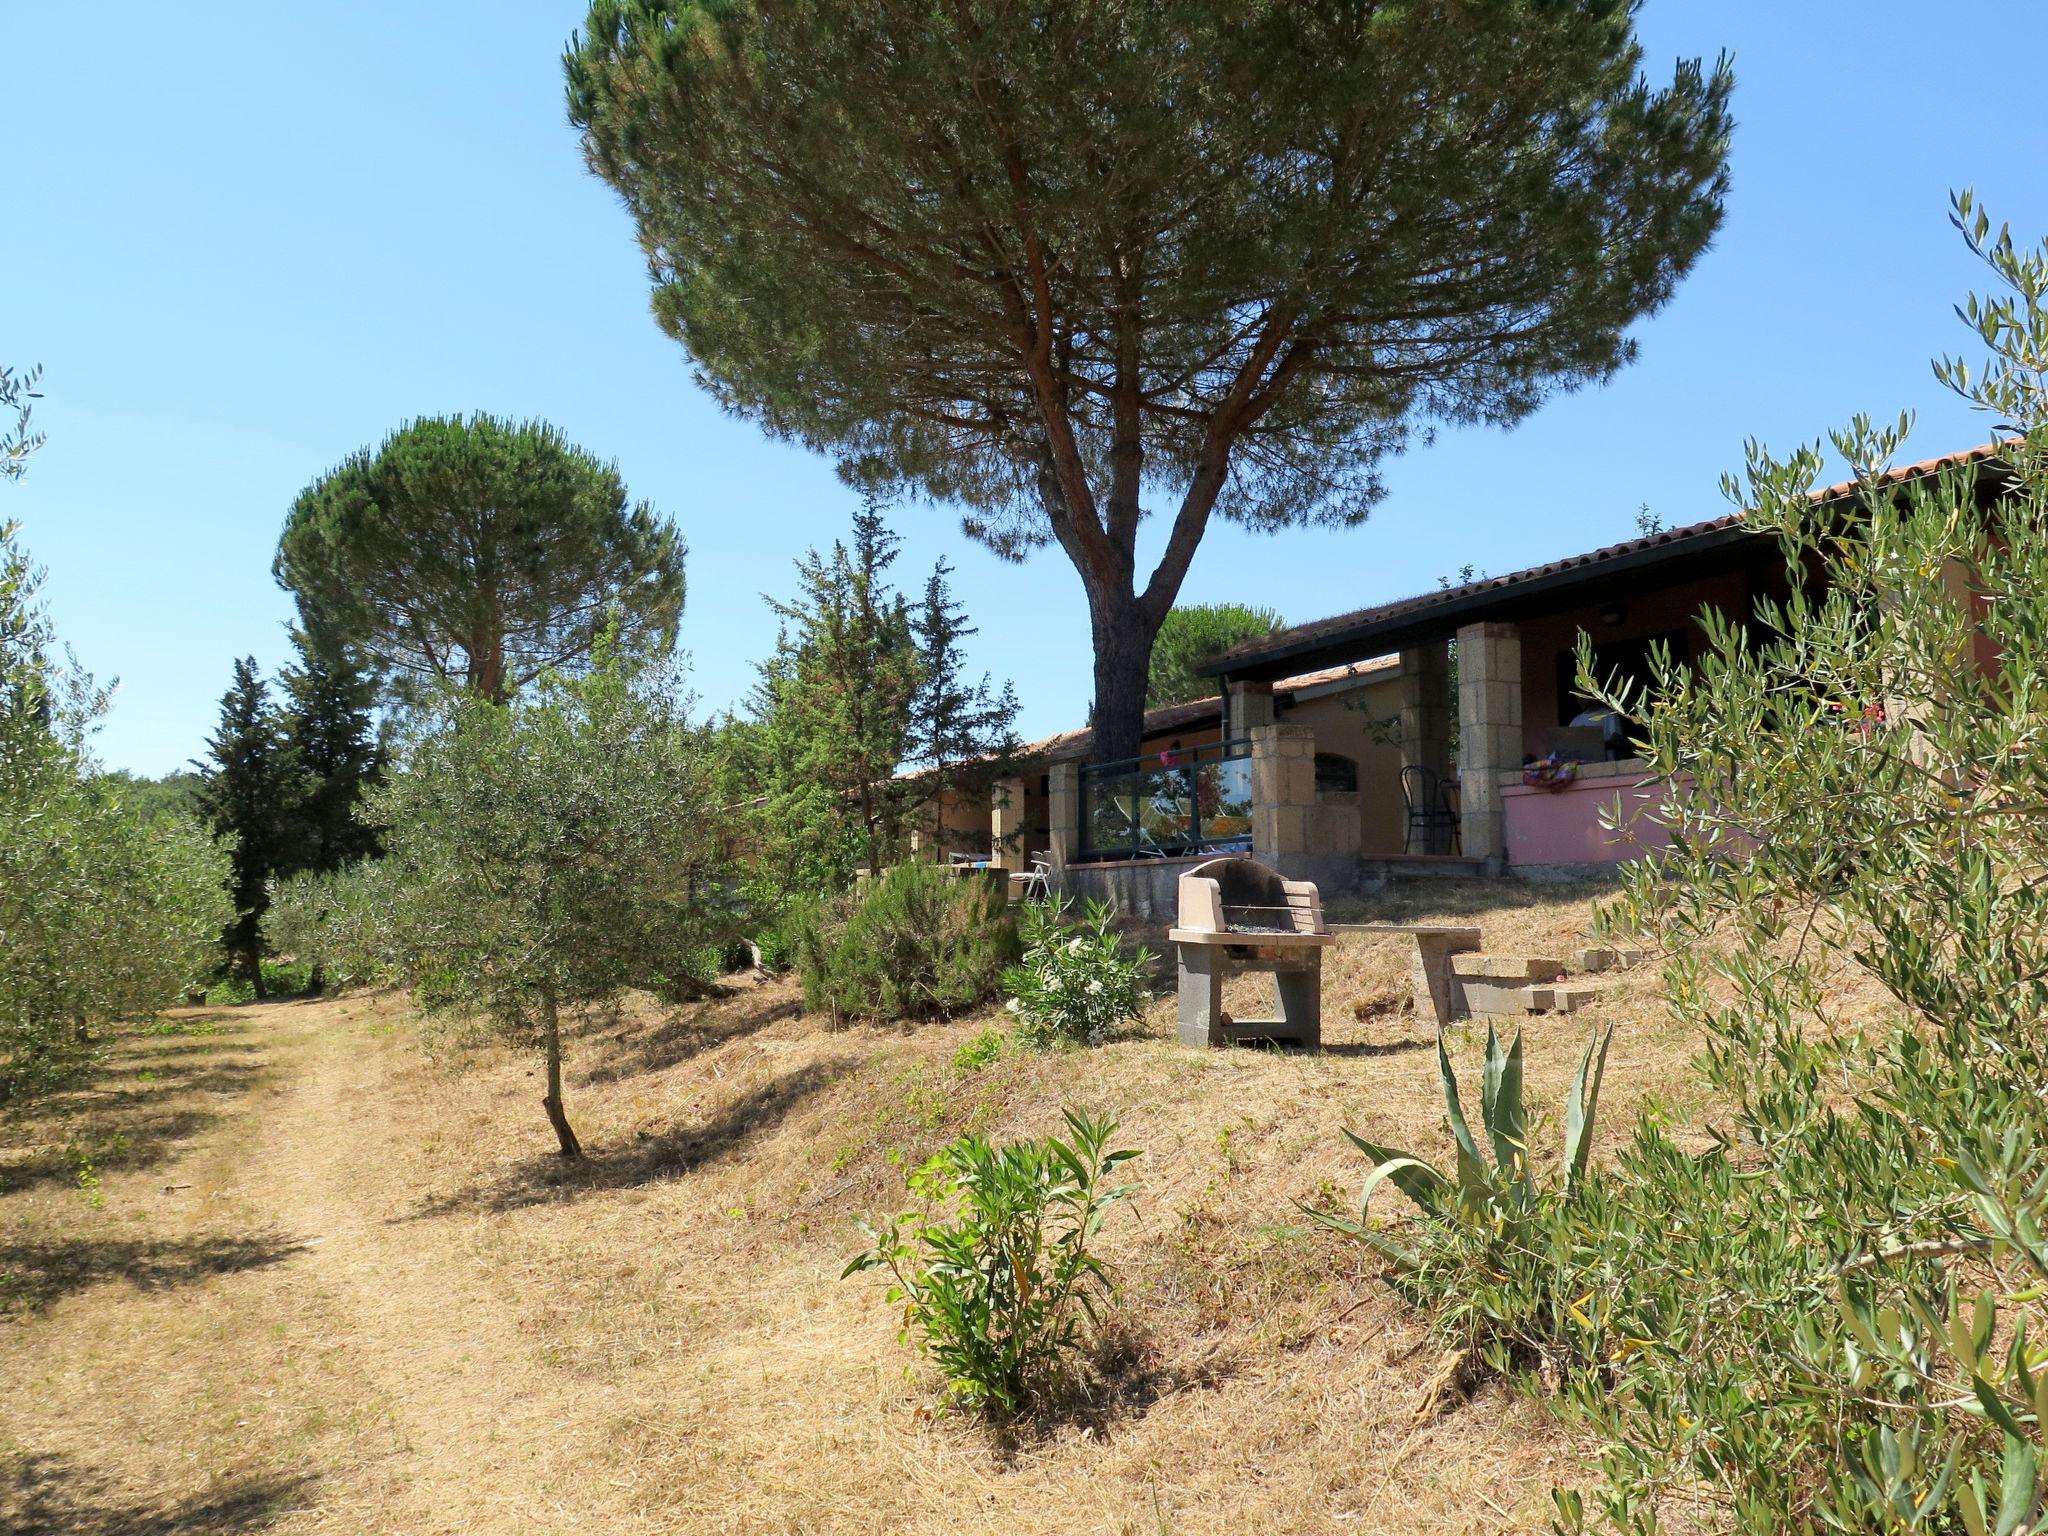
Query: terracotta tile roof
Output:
[[1201, 439, 2012, 681]]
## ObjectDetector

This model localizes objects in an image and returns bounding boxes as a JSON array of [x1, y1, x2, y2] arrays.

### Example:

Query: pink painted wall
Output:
[[1501, 772, 1678, 868]]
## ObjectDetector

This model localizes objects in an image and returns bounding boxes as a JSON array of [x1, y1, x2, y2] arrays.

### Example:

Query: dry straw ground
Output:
[[1, 881, 1748, 1534]]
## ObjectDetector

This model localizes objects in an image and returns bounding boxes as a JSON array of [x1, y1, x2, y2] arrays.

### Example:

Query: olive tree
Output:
[[567, 0, 1733, 761], [372, 651, 732, 1157], [0, 519, 231, 1099]]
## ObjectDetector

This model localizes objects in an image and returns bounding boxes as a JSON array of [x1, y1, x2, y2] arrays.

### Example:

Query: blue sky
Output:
[[8, 2, 2044, 777]]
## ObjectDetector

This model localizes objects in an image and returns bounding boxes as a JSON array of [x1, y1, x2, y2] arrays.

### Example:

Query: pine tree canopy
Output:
[[275, 414, 686, 705], [566, 0, 1733, 759], [1147, 603, 1286, 708]]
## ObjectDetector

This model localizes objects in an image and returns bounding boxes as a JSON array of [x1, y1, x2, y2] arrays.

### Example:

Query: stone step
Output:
[[1569, 945, 1650, 974], [1454, 976, 1599, 1019], [1450, 953, 1567, 984]]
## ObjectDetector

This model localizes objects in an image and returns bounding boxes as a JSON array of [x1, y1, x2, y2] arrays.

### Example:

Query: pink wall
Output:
[[1501, 772, 1677, 868]]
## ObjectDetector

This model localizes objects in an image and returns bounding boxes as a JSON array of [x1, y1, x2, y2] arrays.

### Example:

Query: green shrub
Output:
[[0, 522, 232, 1099], [844, 1108, 1140, 1417], [1336, 207, 2048, 1534], [1001, 895, 1152, 1050], [796, 863, 1017, 1024], [267, 862, 398, 992]]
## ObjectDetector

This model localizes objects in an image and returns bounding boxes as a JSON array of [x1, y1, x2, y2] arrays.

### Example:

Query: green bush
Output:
[[267, 861, 398, 992], [844, 1108, 1140, 1417], [796, 862, 1017, 1024], [0, 522, 232, 1099], [1001, 896, 1152, 1049]]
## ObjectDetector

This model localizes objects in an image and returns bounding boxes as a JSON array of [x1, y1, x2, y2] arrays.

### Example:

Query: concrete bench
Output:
[[1326, 924, 1483, 1027]]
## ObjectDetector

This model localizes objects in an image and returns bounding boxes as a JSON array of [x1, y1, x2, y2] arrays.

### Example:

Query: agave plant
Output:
[[1311, 1023, 1614, 1264]]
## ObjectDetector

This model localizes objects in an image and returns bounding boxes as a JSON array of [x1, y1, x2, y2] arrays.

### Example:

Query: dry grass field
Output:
[[2, 881, 1725, 1534]]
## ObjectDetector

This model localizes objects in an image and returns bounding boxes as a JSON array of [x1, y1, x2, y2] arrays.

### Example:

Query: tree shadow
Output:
[[1317, 1038, 1432, 1060], [577, 993, 805, 1087], [0, 1232, 308, 1315], [406, 1056, 855, 1216], [1, 1055, 269, 1194], [0, 1451, 311, 1535]]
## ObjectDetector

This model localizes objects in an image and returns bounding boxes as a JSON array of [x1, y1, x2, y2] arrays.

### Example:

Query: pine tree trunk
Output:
[[539, 984, 583, 1158], [1087, 598, 1160, 765]]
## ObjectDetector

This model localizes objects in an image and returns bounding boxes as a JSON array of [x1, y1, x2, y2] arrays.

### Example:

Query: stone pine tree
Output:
[[906, 558, 1017, 857], [1147, 603, 1286, 709], [275, 414, 685, 705], [750, 496, 921, 889], [566, 1, 1734, 762], [194, 658, 299, 995]]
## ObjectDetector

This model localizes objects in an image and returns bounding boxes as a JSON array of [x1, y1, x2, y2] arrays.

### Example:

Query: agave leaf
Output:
[[1341, 1129, 1451, 1216], [1437, 1031, 1484, 1172], [1358, 1154, 1452, 1221], [1481, 1026, 1527, 1187], [1564, 1025, 1617, 1188]]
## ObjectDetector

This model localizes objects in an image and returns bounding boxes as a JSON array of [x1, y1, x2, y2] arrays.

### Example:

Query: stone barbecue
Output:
[[1168, 857, 1332, 1048]]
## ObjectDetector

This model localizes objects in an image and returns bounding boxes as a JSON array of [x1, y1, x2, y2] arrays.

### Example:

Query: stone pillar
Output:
[[989, 775, 1028, 871], [1250, 723, 1317, 879], [1226, 677, 1275, 736], [1456, 620, 1522, 869], [1399, 642, 1453, 785], [1047, 759, 1081, 870]]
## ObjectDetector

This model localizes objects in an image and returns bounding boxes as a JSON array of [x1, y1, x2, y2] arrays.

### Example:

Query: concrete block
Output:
[[1570, 946, 1649, 973], [1525, 985, 1596, 1014], [1453, 978, 1541, 1018]]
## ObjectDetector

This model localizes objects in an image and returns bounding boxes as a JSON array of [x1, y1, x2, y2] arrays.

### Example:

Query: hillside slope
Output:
[[1, 884, 1693, 1534]]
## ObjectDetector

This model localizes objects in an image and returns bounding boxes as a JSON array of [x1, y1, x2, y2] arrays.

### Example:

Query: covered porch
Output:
[[1198, 512, 1795, 878]]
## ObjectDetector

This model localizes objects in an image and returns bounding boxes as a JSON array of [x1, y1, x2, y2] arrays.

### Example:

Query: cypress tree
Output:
[[279, 635, 384, 875], [194, 658, 297, 996], [906, 559, 1017, 859]]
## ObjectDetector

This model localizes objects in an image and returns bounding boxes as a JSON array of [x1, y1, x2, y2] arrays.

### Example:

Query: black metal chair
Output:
[[1401, 766, 1461, 855]]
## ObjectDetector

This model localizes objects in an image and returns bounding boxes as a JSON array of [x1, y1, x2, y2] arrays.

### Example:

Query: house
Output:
[[928, 439, 2010, 909]]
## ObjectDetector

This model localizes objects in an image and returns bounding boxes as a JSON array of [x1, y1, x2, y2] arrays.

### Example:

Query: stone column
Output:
[[1250, 723, 1317, 879], [1456, 620, 1523, 869], [1399, 643, 1453, 784], [1047, 759, 1081, 870], [1225, 677, 1275, 736], [1399, 642, 1453, 852], [989, 775, 1028, 871]]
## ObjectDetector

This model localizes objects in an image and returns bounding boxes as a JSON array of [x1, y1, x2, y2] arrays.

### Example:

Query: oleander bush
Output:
[[1002, 896, 1152, 1050], [844, 1108, 1140, 1417]]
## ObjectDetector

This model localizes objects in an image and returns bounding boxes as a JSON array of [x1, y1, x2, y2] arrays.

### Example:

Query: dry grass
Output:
[[0, 881, 1775, 1534]]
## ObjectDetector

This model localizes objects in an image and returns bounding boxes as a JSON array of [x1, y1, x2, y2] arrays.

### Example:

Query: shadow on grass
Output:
[[407, 1056, 857, 1216], [1317, 1037, 1432, 1060], [978, 1320, 1238, 1458], [0, 1232, 307, 1315], [0, 1050, 270, 1195], [578, 992, 805, 1087], [0, 1452, 310, 1535]]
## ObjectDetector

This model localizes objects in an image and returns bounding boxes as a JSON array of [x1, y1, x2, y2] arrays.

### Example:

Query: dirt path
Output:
[[0, 994, 647, 1535]]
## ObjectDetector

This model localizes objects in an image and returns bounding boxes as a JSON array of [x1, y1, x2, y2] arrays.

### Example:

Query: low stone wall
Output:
[[1054, 854, 1210, 922]]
